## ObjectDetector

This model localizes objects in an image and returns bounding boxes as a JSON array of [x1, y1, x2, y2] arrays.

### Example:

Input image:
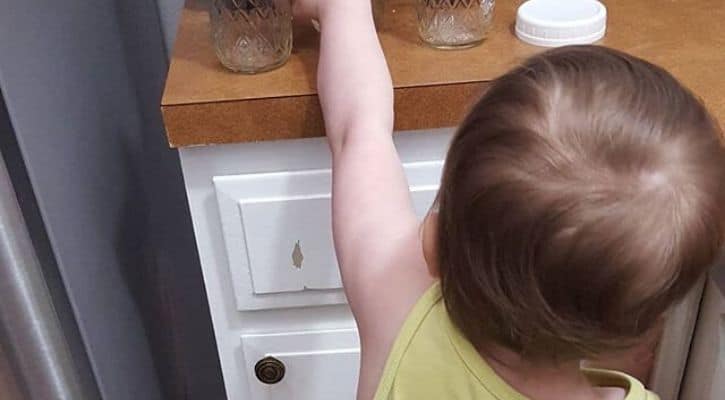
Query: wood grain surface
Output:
[[162, 0, 725, 147]]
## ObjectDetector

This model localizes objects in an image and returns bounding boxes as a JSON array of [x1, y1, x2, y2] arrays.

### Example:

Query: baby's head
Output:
[[436, 45, 725, 360]]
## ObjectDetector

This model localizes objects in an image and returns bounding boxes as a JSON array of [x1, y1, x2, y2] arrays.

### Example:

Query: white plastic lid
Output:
[[515, 0, 607, 47]]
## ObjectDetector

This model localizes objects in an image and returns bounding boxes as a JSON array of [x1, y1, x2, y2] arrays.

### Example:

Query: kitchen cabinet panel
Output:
[[213, 160, 443, 310], [241, 329, 360, 400]]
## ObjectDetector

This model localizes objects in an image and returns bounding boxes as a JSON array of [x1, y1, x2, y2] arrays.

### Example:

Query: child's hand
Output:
[[294, 1, 372, 26], [292, 0, 322, 22]]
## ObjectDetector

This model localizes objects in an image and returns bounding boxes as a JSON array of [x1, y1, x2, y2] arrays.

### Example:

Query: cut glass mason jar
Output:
[[210, 0, 293, 73], [416, 0, 495, 49]]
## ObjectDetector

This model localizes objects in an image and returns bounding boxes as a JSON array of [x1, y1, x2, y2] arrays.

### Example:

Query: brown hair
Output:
[[436, 45, 725, 360]]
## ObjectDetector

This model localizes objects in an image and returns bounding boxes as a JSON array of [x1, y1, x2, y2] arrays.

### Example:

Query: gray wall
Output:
[[0, 0, 162, 398], [0, 0, 222, 399], [158, 0, 187, 54], [117, 0, 225, 398], [0, 90, 100, 400]]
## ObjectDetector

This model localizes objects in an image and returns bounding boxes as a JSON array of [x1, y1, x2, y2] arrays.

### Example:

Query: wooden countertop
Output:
[[161, 0, 725, 148]]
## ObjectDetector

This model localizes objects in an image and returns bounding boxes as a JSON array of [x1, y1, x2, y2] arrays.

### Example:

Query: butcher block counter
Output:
[[162, 0, 725, 147]]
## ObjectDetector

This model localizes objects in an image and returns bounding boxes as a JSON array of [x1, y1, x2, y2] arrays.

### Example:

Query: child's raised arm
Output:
[[314, 1, 392, 150], [295, 1, 434, 398]]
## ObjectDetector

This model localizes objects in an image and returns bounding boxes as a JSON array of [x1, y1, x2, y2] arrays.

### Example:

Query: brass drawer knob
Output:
[[255, 356, 286, 384]]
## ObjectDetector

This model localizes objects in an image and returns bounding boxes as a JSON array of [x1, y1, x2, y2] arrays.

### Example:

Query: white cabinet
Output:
[[179, 130, 718, 400], [213, 160, 443, 310], [180, 130, 453, 400], [241, 329, 360, 400], [233, 189, 339, 294]]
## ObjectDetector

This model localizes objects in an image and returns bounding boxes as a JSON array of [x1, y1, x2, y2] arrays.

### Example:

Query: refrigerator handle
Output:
[[0, 149, 88, 400]]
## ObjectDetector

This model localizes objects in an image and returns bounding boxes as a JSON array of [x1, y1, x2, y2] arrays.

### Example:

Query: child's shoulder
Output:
[[374, 282, 508, 400], [373, 283, 659, 400]]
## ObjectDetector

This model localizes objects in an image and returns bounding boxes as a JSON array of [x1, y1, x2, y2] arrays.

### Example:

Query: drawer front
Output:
[[241, 329, 360, 400], [214, 160, 443, 310]]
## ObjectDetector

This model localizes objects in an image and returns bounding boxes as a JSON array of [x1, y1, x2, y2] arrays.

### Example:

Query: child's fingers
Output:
[[291, 0, 317, 22]]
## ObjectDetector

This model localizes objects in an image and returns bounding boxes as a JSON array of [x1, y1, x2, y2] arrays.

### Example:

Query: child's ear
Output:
[[422, 210, 440, 278]]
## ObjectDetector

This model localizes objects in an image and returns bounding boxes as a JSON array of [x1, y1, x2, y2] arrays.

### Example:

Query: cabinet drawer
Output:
[[214, 160, 443, 310], [241, 329, 360, 400]]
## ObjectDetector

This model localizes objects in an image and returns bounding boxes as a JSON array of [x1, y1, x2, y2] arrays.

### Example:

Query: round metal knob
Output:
[[255, 356, 285, 384]]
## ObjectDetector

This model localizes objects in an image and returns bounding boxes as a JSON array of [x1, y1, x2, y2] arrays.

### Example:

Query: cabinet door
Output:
[[214, 160, 443, 310], [649, 278, 705, 400], [679, 278, 725, 400], [241, 329, 360, 400], [239, 195, 338, 294]]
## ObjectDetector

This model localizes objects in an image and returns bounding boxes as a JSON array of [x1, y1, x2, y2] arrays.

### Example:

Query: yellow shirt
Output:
[[373, 282, 660, 400]]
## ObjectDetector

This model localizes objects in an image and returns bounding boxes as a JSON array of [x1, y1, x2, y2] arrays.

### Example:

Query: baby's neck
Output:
[[480, 343, 626, 400]]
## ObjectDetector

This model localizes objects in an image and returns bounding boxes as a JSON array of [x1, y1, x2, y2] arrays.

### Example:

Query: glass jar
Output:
[[210, 0, 293, 73], [416, 0, 495, 49]]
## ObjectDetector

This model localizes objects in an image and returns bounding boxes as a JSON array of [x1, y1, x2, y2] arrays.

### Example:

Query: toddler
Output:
[[293, 1, 725, 399]]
